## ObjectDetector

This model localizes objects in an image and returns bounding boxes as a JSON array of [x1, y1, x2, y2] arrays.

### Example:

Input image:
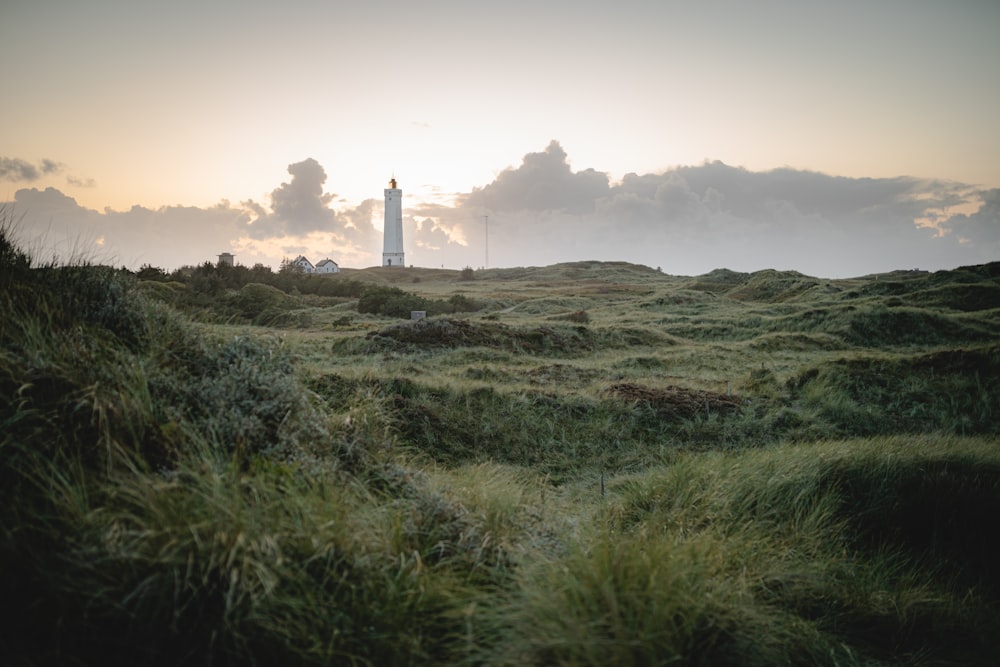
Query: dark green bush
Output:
[[221, 282, 301, 325], [314, 277, 366, 298], [0, 215, 31, 292], [446, 293, 478, 313], [358, 285, 429, 318], [135, 263, 170, 281], [33, 265, 151, 351], [149, 334, 326, 460]]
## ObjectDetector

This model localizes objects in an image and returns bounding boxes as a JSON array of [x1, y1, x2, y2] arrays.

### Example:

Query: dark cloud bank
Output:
[[4, 142, 998, 277], [1, 157, 62, 182]]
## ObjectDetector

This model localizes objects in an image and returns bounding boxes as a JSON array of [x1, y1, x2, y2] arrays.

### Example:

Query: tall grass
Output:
[[793, 345, 1000, 436], [485, 529, 840, 666], [1, 222, 504, 663], [4, 218, 1000, 665], [5, 445, 486, 664], [484, 436, 1000, 666]]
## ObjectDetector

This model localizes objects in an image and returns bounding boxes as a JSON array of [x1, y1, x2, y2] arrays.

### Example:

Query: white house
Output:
[[288, 255, 341, 274], [315, 258, 340, 274], [291, 255, 315, 273]]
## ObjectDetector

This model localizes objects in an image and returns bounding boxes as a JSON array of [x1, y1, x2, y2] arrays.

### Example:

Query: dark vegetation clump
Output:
[[357, 285, 480, 317], [725, 269, 822, 302], [132, 260, 485, 325], [356, 317, 676, 357], [790, 344, 1000, 436], [361, 317, 596, 354], [843, 304, 995, 347], [552, 309, 590, 323], [132, 259, 368, 324], [357, 284, 429, 317], [815, 456, 1000, 597], [603, 382, 743, 419]]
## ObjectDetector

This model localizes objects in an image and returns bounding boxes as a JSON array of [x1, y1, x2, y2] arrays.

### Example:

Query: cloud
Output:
[[0, 157, 94, 190], [5, 157, 388, 271], [338, 198, 379, 244], [461, 140, 610, 214], [407, 214, 470, 268], [935, 187, 1000, 252], [604, 163, 997, 275], [66, 175, 97, 188], [244, 158, 338, 238], [1, 157, 62, 182], [432, 144, 998, 276], [235, 159, 384, 265], [4, 146, 997, 277], [238, 162, 387, 266], [9, 187, 250, 268]]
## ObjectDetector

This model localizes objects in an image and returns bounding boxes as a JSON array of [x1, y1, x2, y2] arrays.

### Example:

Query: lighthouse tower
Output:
[[382, 177, 405, 267]]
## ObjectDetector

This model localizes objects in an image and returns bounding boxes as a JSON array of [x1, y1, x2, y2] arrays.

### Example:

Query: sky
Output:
[[2, 0, 999, 278]]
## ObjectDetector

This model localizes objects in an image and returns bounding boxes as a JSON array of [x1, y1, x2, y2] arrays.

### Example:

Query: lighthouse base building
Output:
[[382, 178, 405, 267]]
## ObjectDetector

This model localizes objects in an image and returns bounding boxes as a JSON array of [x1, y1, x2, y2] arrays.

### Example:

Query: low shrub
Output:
[[148, 333, 327, 462], [358, 285, 429, 318]]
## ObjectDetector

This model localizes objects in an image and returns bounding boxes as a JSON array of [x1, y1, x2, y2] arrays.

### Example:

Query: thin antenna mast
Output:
[[483, 215, 489, 269]]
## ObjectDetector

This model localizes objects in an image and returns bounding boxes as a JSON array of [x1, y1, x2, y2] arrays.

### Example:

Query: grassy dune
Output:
[[3, 220, 1000, 665]]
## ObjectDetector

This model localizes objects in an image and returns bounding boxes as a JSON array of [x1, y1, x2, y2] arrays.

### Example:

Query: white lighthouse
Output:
[[382, 177, 405, 267]]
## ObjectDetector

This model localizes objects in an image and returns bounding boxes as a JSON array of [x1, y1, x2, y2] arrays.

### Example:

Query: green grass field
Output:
[[3, 217, 1000, 665]]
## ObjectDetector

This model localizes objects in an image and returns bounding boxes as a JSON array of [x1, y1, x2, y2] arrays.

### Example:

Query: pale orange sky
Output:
[[2, 1, 999, 276]]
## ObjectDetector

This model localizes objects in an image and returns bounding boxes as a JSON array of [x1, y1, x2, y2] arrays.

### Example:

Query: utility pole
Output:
[[483, 215, 489, 269]]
